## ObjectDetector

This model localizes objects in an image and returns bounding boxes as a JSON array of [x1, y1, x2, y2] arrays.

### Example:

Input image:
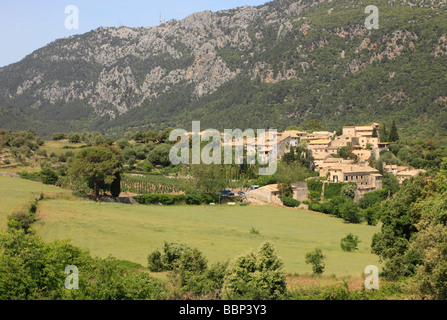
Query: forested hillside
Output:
[[0, 0, 446, 139]]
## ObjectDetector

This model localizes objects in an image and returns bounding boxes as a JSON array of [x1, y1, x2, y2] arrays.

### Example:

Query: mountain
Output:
[[1, 0, 447, 139]]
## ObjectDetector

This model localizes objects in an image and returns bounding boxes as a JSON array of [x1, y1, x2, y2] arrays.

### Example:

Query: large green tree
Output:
[[68, 146, 123, 200]]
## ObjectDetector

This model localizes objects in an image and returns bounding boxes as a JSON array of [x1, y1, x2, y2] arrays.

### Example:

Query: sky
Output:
[[0, 0, 269, 67]]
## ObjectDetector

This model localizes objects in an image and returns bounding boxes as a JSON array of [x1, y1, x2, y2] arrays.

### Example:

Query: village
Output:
[[248, 123, 426, 205]]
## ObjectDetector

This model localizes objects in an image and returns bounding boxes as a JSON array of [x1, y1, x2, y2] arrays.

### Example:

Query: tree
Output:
[[68, 132, 81, 143], [191, 164, 227, 195], [341, 183, 356, 200], [372, 127, 378, 138], [285, 125, 302, 131], [305, 248, 326, 275], [116, 139, 131, 150], [371, 176, 427, 279], [389, 121, 399, 142], [302, 119, 327, 131], [380, 124, 389, 142], [147, 144, 171, 166], [68, 147, 123, 200], [339, 200, 362, 223], [110, 172, 121, 198]]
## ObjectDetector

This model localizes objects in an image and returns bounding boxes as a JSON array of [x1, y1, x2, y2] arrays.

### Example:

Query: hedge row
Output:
[[307, 180, 323, 193], [134, 193, 222, 205], [282, 197, 301, 208], [323, 182, 347, 200]]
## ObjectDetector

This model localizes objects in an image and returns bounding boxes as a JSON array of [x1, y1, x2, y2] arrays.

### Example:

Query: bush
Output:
[[147, 242, 193, 272], [308, 190, 321, 201], [7, 201, 38, 234], [308, 201, 322, 212], [2, 159, 10, 165], [39, 168, 59, 185], [176, 248, 208, 288], [147, 250, 165, 272], [222, 242, 286, 300], [340, 233, 360, 252], [256, 175, 277, 187], [282, 197, 301, 207], [51, 133, 66, 141]]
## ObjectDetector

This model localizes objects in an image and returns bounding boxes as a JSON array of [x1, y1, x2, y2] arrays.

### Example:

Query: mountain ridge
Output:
[[1, 0, 447, 139]]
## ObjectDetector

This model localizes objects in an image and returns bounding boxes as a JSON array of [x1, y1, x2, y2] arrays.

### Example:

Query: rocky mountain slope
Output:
[[0, 0, 446, 138]]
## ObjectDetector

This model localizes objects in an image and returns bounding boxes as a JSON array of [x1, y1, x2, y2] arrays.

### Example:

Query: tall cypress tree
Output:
[[389, 121, 399, 142], [372, 127, 378, 138]]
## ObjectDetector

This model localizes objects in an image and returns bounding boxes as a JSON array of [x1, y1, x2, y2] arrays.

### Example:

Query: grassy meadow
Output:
[[0, 176, 71, 229], [1, 175, 381, 277], [35, 201, 380, 277]]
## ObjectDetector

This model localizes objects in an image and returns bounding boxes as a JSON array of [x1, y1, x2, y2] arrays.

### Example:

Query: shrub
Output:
[[308, 201, 322, 212], [308, 190, 321, 201], [6, 201, 38, 234], [147, 242, 192, 272], [39, 168, 59, 185], [222, 242, 286, 300], [2, 159, 10, 165], [176, 248, 208, 288], [36, 150, 47, 157], [147, 250, 165, 272], [51, 133, 66, 141], [283, 197, 301, 207], [305, 248, 326, 275], [142, 162, 154, 173], [255, 175, 277, 187], [340, 233, 360, 252]]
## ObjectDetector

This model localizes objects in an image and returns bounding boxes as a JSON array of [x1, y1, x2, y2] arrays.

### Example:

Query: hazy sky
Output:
[[0, 0, 269, 67]]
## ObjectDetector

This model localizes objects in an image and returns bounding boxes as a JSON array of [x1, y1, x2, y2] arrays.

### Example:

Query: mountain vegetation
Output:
[[0, 0, 446, 141]]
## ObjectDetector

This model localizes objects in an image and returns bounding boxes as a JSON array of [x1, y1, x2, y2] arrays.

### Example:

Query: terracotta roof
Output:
[[309, 139, 332, 145]]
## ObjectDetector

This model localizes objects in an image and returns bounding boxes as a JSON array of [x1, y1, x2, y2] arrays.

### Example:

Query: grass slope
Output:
[[0, 176, 70, 229], [35, 198, 381, 276]]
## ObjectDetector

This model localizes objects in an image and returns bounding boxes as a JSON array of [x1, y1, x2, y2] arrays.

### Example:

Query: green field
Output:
[[0, 176, 71, 229], [1, 176, 381, 276], [39, 140, 86, 156]]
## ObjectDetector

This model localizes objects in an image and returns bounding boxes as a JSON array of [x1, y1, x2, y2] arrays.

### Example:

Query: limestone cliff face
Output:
[[0, 0, 446, 136]]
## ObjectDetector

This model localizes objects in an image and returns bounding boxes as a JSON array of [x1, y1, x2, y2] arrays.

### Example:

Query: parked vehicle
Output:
[[220, 189, 234, 196], [237, 190, 246, 196]]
